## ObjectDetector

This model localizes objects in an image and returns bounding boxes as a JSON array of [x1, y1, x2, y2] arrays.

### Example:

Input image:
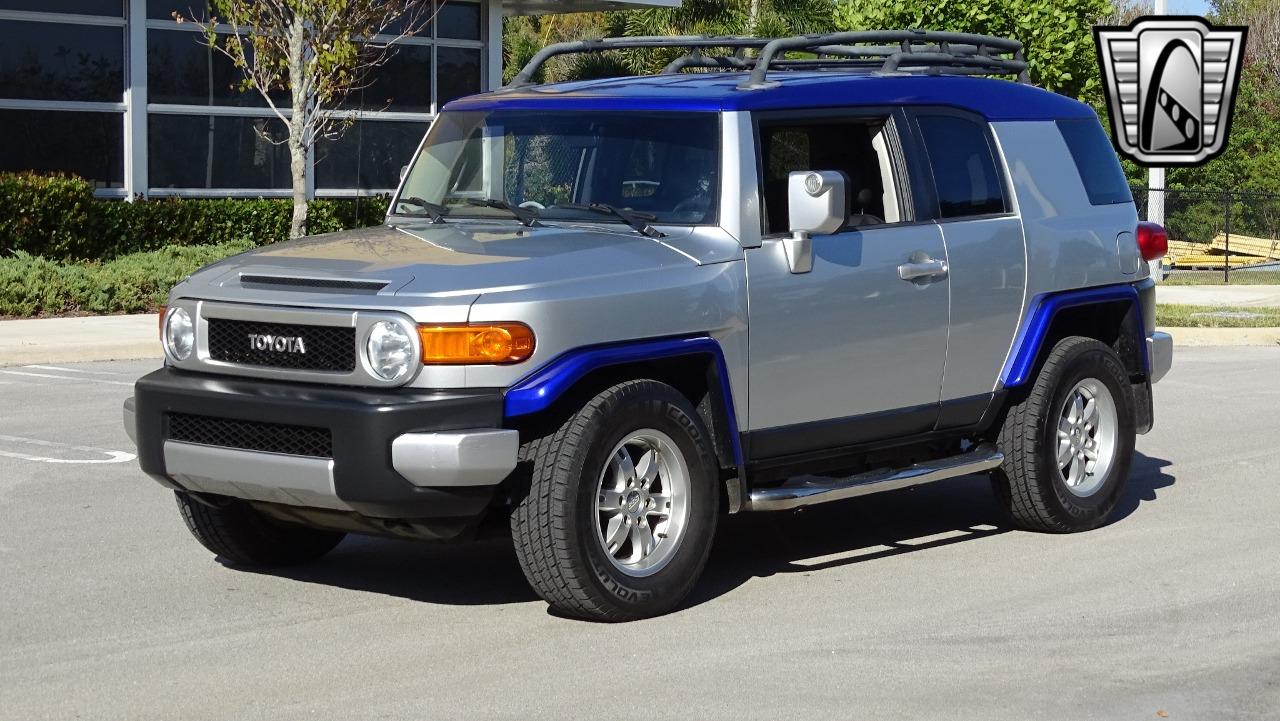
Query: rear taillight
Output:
[[1136, 222, 1168, 261]]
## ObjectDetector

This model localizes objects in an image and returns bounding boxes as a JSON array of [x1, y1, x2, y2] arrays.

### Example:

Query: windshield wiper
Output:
[[464, 198, 541, 227], [559, 203, 664, 238], [395, 196, 450, 223]]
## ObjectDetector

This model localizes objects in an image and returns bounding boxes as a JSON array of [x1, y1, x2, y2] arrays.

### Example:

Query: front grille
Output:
[[207, 318, 356, 372], [168, 413, 333, 458]]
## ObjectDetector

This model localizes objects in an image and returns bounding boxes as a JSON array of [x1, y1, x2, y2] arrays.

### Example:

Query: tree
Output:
[[183, 0, 433, 237], [832, 0, 1112, 100], [503, 1, 836, 84]]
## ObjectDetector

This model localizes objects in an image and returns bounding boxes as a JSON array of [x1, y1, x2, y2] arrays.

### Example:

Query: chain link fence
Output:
[[1133, 187, 1280, 284]]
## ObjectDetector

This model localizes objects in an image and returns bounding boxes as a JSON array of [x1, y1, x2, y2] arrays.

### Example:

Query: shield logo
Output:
[[1094, 16, 1248, 167]]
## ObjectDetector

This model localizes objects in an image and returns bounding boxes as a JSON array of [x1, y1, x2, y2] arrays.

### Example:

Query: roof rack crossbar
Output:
[[740, 30, 1029, 88], [505, 31, 1031, 91], [507, 35, 774, 88]]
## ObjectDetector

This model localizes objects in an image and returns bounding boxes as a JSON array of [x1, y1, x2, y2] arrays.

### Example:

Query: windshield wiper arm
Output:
[[396, 196, 450, 223], [559, 203, 664, 238], [464, 198, 541, 227]]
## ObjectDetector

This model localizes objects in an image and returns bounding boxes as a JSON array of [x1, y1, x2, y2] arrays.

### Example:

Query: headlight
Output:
[[164, 307, 194, 361], [366, 320, 416, 381]]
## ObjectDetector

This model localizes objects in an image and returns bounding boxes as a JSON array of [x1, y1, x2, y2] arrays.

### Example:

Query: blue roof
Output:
[[446, 73, 1097, 122]]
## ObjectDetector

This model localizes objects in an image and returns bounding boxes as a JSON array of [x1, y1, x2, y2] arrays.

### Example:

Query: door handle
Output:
[[898, 255, 948, 281]]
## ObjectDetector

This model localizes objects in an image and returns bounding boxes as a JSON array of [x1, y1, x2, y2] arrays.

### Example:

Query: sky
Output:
[[1168, 0, 1214, 14]]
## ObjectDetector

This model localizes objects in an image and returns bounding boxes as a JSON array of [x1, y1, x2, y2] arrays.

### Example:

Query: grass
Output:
[[1162, 271, 1280, 285], [1157, 304, 1280, 327]]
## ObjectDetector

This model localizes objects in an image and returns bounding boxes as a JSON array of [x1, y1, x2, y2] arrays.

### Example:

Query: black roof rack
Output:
[[505, 31, 1030, 90]]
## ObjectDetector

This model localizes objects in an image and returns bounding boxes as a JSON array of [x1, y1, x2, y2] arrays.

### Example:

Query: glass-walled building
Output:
[[0, 0, 678, 198]]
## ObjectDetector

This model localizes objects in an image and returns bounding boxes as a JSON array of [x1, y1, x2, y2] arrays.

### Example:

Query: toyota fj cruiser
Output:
[[125, 32, 1173, 621]]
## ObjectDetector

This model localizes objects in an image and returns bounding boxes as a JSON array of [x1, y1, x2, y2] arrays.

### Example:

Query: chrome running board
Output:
[[746, 444, 1004, 512]]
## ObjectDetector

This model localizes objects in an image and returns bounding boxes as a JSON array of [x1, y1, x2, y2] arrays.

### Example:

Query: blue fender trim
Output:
[[1000, 284, 1148, 388], [504, 336, 745, 469]]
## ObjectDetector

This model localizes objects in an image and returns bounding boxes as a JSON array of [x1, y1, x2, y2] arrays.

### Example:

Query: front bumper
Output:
[[126, 367, 517, 520]]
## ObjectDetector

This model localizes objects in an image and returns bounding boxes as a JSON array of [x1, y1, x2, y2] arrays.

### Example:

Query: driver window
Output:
[[759, 117, 901, 235]]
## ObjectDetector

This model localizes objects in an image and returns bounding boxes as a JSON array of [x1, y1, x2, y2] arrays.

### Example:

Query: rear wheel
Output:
[[992, 336, 1136, 533], [175, 492, 345, 567], [511, 380, 720, 621]]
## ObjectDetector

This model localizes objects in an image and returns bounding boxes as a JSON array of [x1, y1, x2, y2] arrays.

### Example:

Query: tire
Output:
[[175, 492, 346, 567], [511, 379, 720, 622], [992, 336, 1136, 533]]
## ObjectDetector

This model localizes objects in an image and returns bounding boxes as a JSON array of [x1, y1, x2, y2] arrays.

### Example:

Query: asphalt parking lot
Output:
[[1, 348, 1277, 721]]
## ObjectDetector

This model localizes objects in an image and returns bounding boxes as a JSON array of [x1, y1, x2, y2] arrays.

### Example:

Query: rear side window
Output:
[[1057, 119, 1133, 205], [915, 114, 1007, 218]]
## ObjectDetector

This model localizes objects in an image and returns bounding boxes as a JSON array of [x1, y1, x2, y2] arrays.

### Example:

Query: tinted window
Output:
[[916, 114, 1006, 218], [149, 114, 289, 189], [437, 46, 482, 106], [146, 0, 207, 19], [148, 30, 284, 107], [1, 0, 122, 15], [1058, 119, 1133, 205], [315, 120, 426, 190], [437, 2, 482, 40], [0, 20, 124, 102], [0, 109, 123, 186], [340, 44, 432, 113]]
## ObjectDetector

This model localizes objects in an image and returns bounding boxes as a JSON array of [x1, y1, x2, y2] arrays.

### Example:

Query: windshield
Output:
[[393, 110, 721, 226]]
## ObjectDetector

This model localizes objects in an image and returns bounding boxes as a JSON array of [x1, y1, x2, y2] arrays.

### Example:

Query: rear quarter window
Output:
[[915, 114, 1007, 219], [1057, 119, 1133, 206]]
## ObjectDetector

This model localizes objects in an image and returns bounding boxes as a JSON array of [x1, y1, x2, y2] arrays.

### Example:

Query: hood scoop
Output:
[[238, 274, 391, 294]]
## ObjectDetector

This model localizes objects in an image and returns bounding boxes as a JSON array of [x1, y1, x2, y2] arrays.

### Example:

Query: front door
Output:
[[744, 113, 950, 460]]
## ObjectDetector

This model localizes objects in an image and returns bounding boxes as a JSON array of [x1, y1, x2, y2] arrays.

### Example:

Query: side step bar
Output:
[[746, 444, 1005, 512]]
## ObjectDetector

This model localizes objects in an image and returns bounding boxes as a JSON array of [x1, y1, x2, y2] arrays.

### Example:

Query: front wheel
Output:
[[992, 336, 1136, 533], [511, 380, 720, 621]]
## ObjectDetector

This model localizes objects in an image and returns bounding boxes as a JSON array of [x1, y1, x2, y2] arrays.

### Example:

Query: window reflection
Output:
[[149, 114, 290, 189], [0, 109, 123, 186], [316, 120, 426, 190], [0, 21, 124, 102]]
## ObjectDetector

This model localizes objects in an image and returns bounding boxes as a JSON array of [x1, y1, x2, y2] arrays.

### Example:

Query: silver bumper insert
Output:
[[163, 441, 350, 511], [123, 397, 137, 446], [392, 430, 519, 487], [1147, 331, 1173, 384]]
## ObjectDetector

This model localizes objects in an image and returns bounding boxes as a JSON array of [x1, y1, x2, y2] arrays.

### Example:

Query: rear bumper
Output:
[[127, 367, 517, 519], [1147, 331, 1172, 384]]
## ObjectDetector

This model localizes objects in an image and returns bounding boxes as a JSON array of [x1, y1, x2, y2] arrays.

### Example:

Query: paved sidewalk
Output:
[[0, 314, 160, 367], [1158, 284, 1280, 307]]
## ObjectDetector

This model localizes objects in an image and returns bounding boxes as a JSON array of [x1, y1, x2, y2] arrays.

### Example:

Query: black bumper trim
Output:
[[133, 367, 506, 519]]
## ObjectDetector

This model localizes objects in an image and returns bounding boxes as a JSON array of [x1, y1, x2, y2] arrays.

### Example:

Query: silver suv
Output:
[[125, 32, 1174, 621]]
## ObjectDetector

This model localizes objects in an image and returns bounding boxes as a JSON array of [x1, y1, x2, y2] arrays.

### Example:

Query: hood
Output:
[[186, 222, 719, 299]]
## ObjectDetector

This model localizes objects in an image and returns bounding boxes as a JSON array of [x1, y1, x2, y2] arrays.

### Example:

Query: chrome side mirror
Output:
[[785, 171, 848, 274], [400, 164, 410, 181]]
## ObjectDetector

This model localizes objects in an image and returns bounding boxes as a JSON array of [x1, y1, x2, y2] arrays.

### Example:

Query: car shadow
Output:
[[234, 452, 1175, 613]]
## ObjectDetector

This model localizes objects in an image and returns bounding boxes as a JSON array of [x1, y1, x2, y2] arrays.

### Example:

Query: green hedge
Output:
[[0, 241, 253, 318], [0, 173, 389, 261]]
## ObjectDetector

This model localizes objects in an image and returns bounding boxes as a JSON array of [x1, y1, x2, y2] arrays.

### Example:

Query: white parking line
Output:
[[23, 364, 130, 377], [0, 370, 134, 387], [0, 434, 136, 464]]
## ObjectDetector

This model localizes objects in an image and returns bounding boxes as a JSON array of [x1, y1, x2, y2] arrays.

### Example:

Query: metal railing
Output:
[[1133, 186, 1280, 284]]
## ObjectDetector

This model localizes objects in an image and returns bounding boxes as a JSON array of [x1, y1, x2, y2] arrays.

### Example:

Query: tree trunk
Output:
[[749, 0, 763, 34], [287, 17, 308, 239]]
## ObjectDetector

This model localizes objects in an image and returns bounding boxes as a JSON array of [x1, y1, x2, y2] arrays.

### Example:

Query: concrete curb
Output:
[[1164, 327, 1280, 347], [0, 314, 162, 367], [1, 315, 1277, 367]]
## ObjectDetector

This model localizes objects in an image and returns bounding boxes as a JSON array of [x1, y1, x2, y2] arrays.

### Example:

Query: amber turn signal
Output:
[[418, 323, 535, 365]]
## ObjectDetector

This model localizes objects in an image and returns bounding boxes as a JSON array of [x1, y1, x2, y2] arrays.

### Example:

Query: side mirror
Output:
[[784, 171, 848, 274], [400, 164, 410, 181]]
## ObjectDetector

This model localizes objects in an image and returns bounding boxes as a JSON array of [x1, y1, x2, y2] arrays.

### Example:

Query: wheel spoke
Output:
[[635, 449, 660, 490], [645, 493, 672, 518], [1057, 438, 1075, 467], [1070, 392, 1085, 423], [1081, 396, 1097, 425], [630, 521, 655, 560], [1067, 454, 1086, 487], [598, 490, 624, 512], [602, 513, 627, 554], [611, 448, 637, 487], [1082, 444, 1099, 462]]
